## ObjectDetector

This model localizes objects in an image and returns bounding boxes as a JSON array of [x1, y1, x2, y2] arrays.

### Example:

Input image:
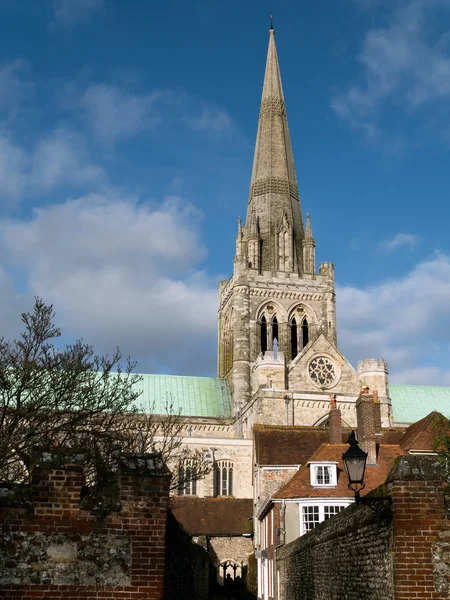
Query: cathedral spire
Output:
[[245, 27, 304, 274]]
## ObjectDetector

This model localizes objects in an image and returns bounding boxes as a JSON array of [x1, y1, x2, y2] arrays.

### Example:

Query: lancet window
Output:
[[215, 460, 233, 496], [302, 317, 309, 347], [260, 316, 267, 354], [178, 461, 198, 496], [272, 316, 278, 345], [260, 309, 280, 355], [290, 310, 310, 360], [291, 317, 298, 359]]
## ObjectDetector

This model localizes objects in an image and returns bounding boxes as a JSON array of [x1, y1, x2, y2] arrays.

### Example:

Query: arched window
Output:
[[215, 460, 233, 496], [261, 316, 267, 354], [178, 461, 197, 496], [272, 316, 278, 347], [291, 317, 298, 359], [302, 317, 309, 348]]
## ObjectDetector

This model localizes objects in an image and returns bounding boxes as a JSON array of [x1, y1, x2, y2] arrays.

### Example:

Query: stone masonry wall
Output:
[[278, 501, 392, 600], [277, 456, 450, 600], [0, 451, 171, 600]]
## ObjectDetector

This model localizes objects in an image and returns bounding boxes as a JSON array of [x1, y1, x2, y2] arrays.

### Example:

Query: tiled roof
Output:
[[390, 384, 450, 424], [134, 374, 232, 418], [171, 498, 253, 536], [254, 426, 341, 466], [273, 443, 406, 500], [253, 425, 408, 467], [399, 411, 447, 452]]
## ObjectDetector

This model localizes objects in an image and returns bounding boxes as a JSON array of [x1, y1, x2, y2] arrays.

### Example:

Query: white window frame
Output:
[[308, 461, 338, 487], [299, 500, 350, 536]]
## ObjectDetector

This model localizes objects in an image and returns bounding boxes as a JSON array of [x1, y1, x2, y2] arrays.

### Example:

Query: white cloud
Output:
[[0, 129, 103, 203], [332, 0, 450, 136], [30, 129, 104, 189], [337, 252, 450, 384], [71, 81, 240, 143], [52, 0, 104, 26], [80, 84, 163, 142], [0, 194, 218, 375], [379, 232, 420, 253], [0, 136, 27, 200], [182, 103, 239, 140], [1, 192, 450, 382]]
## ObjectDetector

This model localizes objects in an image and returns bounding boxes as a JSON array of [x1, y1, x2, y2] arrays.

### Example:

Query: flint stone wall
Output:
[[0, 451, 171, 600]]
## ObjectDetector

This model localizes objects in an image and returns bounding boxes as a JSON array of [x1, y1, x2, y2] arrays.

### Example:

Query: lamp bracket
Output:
[[357, 495, 392, 519]]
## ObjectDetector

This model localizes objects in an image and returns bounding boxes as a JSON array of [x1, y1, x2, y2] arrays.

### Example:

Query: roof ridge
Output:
[[137, 373, 226, 381], [391, 383, 450, 389]]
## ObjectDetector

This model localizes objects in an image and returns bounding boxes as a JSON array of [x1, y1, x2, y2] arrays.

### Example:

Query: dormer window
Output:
[[308, 461, 338, 487]]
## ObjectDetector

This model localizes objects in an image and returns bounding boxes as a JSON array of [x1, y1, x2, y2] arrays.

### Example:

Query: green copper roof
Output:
[[390, 384, 450, 424], [134, 374, 232, 418]]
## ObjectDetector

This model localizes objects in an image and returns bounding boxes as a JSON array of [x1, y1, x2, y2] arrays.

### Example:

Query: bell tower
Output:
[[218, 25, 338, 418]]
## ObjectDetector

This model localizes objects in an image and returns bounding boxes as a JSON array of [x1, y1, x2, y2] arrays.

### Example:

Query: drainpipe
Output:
[[274, 500, 286, 600]]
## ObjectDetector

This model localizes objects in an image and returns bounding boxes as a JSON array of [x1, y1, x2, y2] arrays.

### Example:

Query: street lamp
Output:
[[342, 430, 367, 502], [342, 430, 391, 517]]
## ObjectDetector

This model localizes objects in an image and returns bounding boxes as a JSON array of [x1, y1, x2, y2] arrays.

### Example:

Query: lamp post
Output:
[[342, 431, 391, 517], [342, 430, 367, 503]]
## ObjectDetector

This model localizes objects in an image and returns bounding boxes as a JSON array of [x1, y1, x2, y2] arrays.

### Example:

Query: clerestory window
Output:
[[178, 461, 198, 496], [215, 460, 233, 496]]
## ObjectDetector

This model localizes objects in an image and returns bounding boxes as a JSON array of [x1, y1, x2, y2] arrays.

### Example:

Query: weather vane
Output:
[[270, 15, 274, 30]]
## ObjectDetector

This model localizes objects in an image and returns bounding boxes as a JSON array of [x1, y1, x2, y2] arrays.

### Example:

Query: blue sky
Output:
[[1, 0, 450, 383]]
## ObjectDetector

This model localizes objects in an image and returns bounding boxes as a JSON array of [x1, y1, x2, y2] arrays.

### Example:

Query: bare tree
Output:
[[0, 298, 211, 492]]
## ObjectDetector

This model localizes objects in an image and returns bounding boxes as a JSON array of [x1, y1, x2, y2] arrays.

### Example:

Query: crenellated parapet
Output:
[[0, 448, 171, 596]]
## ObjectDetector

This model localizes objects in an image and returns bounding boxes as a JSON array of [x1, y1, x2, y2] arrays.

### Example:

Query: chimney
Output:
[[329, 394, 342, 444], [373, 390, 382, 436], [356, 387, 377, 464]]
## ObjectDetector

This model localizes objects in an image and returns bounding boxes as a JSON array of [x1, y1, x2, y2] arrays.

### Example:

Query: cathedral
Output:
[[144, 25, 449, 590]]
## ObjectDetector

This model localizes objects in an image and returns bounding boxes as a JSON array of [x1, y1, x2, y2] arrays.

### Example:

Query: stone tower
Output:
[[218, 27, 391, 432]]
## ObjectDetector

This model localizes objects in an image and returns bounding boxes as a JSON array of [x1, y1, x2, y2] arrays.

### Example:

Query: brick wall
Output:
[[277, 456, 450, 600], [0, 450, 171, 600]]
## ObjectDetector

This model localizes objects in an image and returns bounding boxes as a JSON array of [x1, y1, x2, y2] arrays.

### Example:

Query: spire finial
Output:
[[305, 213, 313, 238], [270, 15, 274, 32]]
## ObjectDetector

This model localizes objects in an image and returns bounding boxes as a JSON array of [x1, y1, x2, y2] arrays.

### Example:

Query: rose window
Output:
[[308, 357, 336, 388]]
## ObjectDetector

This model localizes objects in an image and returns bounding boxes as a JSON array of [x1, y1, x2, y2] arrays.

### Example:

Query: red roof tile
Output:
[[273, 443, 406, 500], [399, 411, 447, 452], [254, 425, 343, 466], [171, 497, 253, 536], [254, 424, 408, 467]]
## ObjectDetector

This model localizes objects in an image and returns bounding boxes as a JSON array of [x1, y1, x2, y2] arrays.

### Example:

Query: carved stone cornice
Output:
[[234, 285, 250, 295], [249, 288, 322, 301]]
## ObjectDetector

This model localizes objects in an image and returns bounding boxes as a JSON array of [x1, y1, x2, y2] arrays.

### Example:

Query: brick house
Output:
[[254, 402, 446, 600]]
